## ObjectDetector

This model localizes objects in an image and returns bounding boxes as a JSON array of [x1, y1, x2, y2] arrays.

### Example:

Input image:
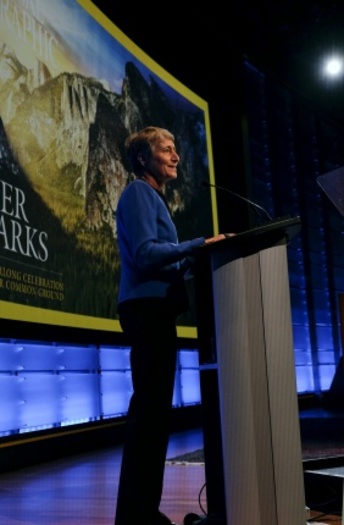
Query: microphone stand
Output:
[[202, 180, 272, 224]]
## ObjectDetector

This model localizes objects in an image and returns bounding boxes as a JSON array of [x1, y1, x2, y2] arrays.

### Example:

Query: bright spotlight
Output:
[[323, 56, 344, 77]]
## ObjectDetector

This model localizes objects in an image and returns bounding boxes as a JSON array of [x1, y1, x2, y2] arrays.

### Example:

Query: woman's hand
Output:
[[205, 233, 235, 244]]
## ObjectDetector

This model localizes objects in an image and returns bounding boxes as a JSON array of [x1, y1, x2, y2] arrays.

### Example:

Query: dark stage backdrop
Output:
[[243, 60, 344, 394]]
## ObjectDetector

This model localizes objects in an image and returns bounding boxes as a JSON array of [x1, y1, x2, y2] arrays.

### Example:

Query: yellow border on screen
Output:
[[1, 1, 218, 340]]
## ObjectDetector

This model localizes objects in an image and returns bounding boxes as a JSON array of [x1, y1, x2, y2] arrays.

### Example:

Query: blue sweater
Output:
[[116, 179, 205, 306]]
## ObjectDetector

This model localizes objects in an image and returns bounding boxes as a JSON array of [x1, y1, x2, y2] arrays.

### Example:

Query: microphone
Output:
[[201, 180, 273, 223]]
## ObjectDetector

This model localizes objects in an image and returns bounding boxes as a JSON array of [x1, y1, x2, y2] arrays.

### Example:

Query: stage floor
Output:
[[0, 403, 344, 524]]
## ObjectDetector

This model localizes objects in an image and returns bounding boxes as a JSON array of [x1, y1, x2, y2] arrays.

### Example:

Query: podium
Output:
[[193, 216, 307, 525]]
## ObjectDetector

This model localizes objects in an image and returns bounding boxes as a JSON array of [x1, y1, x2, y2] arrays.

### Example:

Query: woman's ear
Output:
[[138, 155, 146, 167]]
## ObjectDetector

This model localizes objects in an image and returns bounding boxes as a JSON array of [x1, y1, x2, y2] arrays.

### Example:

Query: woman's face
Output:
[[144, 137, 180, 185]]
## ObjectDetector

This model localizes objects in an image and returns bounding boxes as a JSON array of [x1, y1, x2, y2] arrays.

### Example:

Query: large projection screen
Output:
[[0, 0, 219, 338]]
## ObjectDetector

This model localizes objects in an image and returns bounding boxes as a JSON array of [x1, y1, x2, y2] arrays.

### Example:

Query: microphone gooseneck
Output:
[[202, 180, 272, 222]]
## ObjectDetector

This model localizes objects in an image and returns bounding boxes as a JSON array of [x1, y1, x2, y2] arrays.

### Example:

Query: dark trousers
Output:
[[114, 299, 178, 525]]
